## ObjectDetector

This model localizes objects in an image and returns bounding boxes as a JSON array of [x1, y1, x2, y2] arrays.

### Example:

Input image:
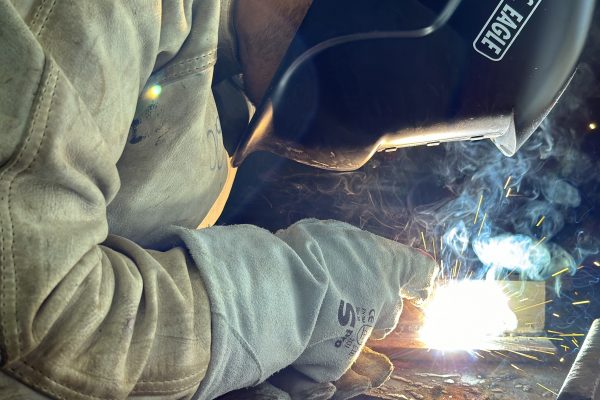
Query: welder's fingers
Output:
[[269, 367, 336, 400], [397, 248, 439, 304], [372, 248, 438, 336], [331, 368, 371, 400], [350, 347, 394, 389], [330, 347, 393, 400], [217, 382, 291, 400]]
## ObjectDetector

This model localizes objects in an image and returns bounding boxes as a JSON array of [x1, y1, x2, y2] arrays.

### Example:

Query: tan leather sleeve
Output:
[[0, 1, 214, 399]]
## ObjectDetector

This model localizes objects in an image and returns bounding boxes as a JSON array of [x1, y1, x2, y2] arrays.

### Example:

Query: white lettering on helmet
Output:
[[473, 0, 542, 62]]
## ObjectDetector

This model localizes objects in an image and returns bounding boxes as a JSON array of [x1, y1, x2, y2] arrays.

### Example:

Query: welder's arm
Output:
[[0, 4, 436, 400], [0, 1, 224, 399], [176, 220, 438, 399]]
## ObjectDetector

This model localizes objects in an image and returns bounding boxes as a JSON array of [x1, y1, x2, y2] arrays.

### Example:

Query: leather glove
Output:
[[173, 219, 438, 399], [276, 221, 436, 382], [270, 346, 394, 400], [218, 347, 393, 400]]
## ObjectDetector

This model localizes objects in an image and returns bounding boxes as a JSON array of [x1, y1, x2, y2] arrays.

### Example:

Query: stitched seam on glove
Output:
[[215, 311, 265, 384], [0, 57, 58, 362], [8, 362, 106, 400]]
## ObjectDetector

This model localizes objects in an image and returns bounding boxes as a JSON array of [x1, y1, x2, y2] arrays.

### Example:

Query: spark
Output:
[[551, 267, 570, 277], [510, 363, 523, 371], [578, 265, 586, 270], [533, 236, 547, 248], [506, 187, 513, 198], [558, 333, 585, 337], [594, 261, 600, 267], [552, 313, 560, 318], [421, 232, 428, 251], [572, 300, 590, 305], [432, 238, 437, 262], [547, 330, 564, 335], [505, 350, 541, 361], [474, 194, 484, 224], [561, 345, 570, 351], [530, 348, 556, 355], [572, 338, 579, 347], [514, 300, 553, 312], [504, 176, 512, 190], [455, 260, 463, 278], [473, 351, 485, 359], [589, 122, 598, 130], [452, 260, 459, 278], [559, 357, 565, 363], [535, 216, 545, 227], [537, 383, 558, 396], [492, 351, 509, 359], [477, 213, 487, 236]]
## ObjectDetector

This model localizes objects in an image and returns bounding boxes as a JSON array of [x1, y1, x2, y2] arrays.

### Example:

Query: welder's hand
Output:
[[334, 347, 394, 398], [268, 346, 393, 400], [176, 219, 437, 399], [219, 347, 392, 400], [275, 220, 438, 383]]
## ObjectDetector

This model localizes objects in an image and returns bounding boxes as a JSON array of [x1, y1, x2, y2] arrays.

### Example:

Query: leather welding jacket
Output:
[[0, 0, 247, 398]]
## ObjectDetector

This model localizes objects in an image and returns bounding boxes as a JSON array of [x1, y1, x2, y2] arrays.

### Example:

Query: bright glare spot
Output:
[[145, 84, 162, 100], [589, 122, 597, 130], [419, 280, 517, 351]]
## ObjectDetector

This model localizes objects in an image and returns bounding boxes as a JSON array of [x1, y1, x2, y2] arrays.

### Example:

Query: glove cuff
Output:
[[170, 224, 330, 399], [195, 313, 263, 400]]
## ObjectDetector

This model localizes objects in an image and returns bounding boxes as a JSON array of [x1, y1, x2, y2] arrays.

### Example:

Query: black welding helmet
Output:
[[232, 0, 596, 171]]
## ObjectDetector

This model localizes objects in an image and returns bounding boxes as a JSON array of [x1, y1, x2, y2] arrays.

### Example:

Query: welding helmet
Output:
[[231, 0, 595, 171]]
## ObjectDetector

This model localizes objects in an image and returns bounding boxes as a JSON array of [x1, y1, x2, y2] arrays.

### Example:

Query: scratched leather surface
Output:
[[0, 0, 236, 397]]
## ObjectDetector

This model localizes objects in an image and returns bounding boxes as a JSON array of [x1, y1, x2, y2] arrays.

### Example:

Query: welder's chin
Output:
[[232, 102, 518, 172]]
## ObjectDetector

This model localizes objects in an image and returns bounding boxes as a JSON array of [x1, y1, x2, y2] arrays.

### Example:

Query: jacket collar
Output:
[[215, 0, 242, 83]]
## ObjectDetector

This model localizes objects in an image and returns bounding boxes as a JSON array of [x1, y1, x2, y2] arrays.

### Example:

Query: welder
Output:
[[0, 0, 594, 399]]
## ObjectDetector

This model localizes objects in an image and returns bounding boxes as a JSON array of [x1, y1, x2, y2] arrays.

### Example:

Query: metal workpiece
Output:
[[370, 281, 550, 357], [558, 319, 600, 400]]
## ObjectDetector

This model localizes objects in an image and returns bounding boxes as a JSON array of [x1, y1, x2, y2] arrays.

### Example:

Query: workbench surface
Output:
[[360, 357, 569, 400]]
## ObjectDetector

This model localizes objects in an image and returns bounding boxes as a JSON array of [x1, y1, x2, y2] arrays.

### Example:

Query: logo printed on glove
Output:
[[335, 300, 375, 358]]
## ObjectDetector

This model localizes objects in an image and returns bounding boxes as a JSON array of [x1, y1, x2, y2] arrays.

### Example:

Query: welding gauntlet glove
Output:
[[219, 346, 393, 400], [173, 219, 437, 400]]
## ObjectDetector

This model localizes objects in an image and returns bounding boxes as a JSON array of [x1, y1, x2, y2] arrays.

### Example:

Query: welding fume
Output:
[[0, 0, 596, 400]]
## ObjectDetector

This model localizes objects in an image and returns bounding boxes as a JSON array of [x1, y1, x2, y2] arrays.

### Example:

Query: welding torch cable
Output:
[[557, 318, 600, 400]]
